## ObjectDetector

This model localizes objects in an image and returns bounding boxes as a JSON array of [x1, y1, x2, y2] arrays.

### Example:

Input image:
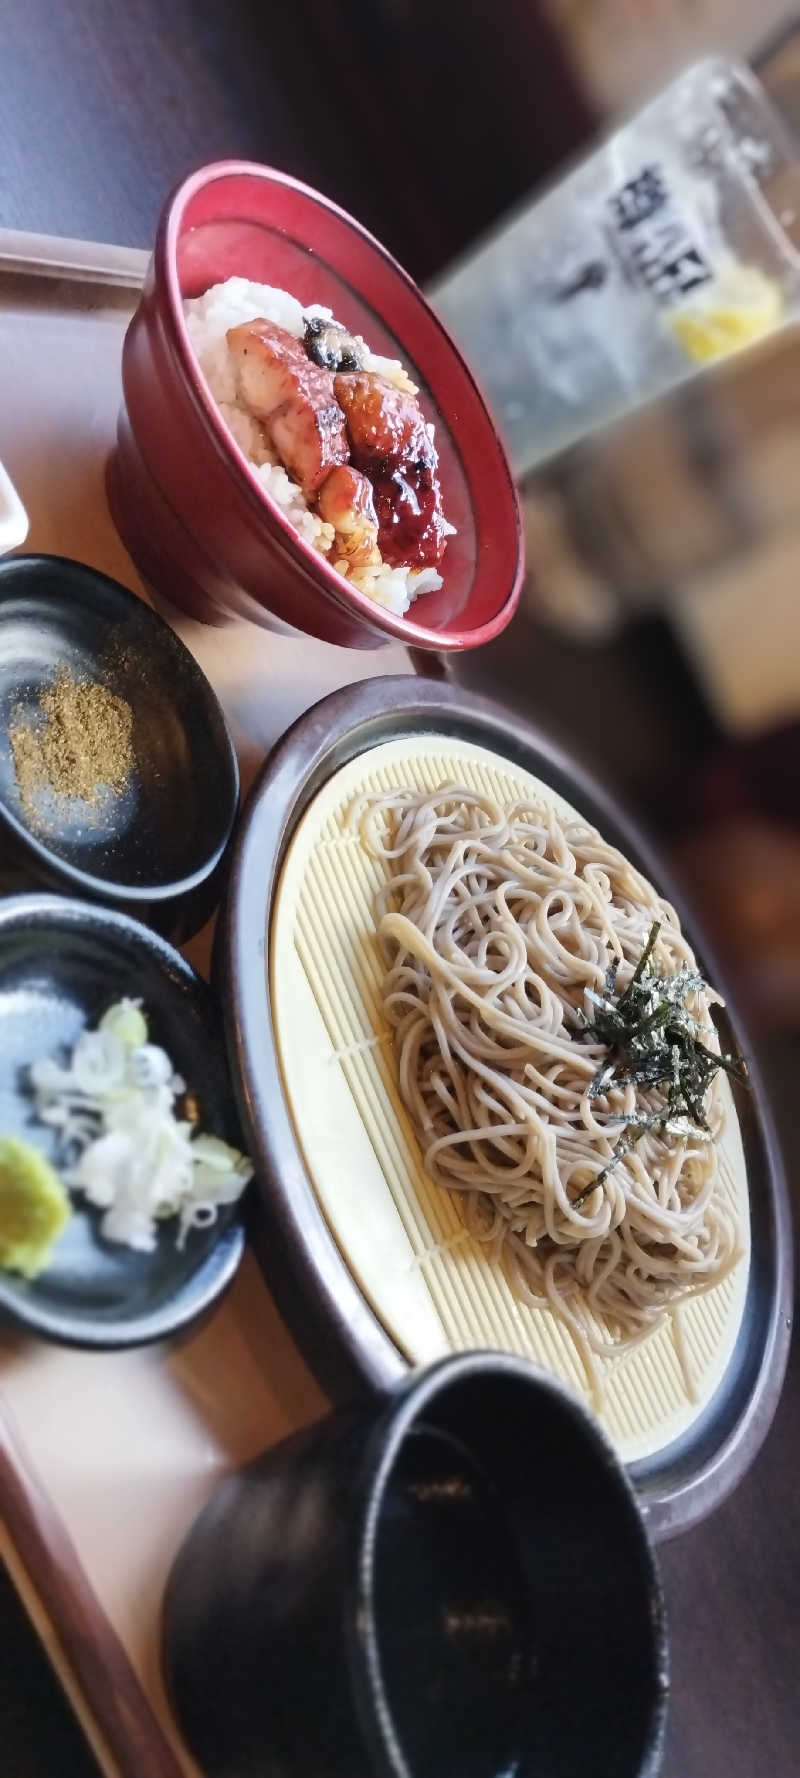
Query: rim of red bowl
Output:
[[157, 160, 524, 650]]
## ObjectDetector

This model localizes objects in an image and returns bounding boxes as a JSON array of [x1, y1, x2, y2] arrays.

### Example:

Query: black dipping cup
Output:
[[163, 1354, 668, 1778]]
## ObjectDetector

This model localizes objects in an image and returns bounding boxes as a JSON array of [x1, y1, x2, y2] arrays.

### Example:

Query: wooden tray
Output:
[[0, 225, 792, 1775], [0, 226, 411, 1777]]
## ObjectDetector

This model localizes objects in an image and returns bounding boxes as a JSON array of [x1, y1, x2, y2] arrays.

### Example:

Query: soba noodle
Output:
[[353, 783, 742, 1400]]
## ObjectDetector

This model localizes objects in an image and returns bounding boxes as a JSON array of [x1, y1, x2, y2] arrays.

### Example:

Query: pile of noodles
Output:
[[353, 784, 742, 1396]]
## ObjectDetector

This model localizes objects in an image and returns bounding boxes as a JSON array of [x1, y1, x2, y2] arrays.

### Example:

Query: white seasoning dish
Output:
[[0, 459, 28, 553]]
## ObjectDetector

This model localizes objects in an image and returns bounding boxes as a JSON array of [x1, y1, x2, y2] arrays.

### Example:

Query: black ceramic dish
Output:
[[0, 555, 239, 942], [164, 1352, 668, 1778], [0, 895, 245, 1347], [222, 676, 793, 1540]]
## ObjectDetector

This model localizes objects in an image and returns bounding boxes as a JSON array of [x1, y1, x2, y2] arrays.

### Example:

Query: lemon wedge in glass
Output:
[[0, 1136, 71, 1277], [668, 262, 783, 364]]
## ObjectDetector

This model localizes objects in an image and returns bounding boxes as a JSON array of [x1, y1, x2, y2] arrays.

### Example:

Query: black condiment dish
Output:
[[0, 894, 245, 1347], [0, 555, 239, 942], [164, 1351, 668, 1778]]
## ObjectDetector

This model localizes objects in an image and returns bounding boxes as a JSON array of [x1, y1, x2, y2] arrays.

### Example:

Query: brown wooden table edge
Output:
[[1, 1402, 188, 1778]]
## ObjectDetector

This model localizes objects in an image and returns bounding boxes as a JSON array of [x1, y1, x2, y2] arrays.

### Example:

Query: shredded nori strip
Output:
[[570, 921, 747, 1209]]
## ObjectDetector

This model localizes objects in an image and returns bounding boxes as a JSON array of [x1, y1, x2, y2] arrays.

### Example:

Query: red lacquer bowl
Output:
[[108, 162, 523, 651]]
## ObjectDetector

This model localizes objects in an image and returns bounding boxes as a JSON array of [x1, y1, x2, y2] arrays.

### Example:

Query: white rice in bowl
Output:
[[184, 278, 451, 615]]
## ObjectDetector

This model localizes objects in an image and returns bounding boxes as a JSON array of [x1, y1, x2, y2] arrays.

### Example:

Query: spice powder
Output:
[[10, 669, 135, 824]]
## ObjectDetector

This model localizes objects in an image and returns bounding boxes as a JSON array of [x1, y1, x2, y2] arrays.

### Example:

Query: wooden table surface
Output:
[[1, 4, 798, 1775]]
